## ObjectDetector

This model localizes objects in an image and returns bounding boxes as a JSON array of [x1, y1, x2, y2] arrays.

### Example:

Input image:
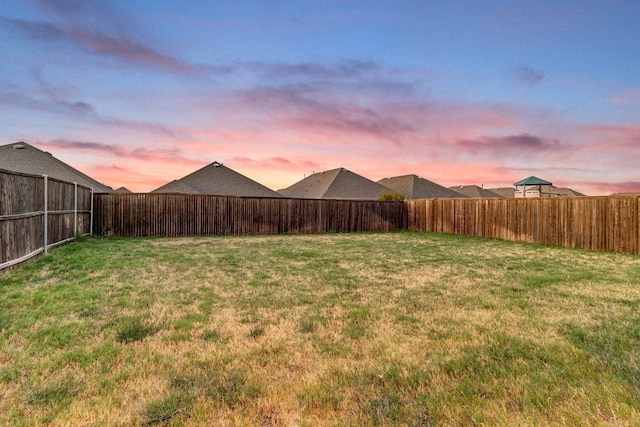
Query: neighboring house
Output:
[[448, 185, 504, 198], [378, 174, 466, 199], [486, 187, 516, 198], [152, 180, 201, 194], [114, 187, 132, 193], [547, 186, 586, 197], [0, 141, 112, 192], [278, 167, 390, 200], [610, 192, 640, 197], [514, 176, 553, 198], [152, 161, 282, 197], [514, 176, 586, 197]]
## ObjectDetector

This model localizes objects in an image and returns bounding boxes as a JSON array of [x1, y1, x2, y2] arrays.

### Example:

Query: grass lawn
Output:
[[1, 231, 640, 426]]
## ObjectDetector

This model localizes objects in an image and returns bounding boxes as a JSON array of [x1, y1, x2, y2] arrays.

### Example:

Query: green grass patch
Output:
[[1, 232, 639, 425], [116, 317, 161, 343]]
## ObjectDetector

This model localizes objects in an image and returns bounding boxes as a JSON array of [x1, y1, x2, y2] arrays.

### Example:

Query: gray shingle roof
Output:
[[0, 141, 113, 192], [278, 167, 390, 200], [448, 185, 504, 198], [547, 186, 586, 197], [378, 174, 466, 199], [151, 180, 202, 194], [152, 161, 282, 197], [486, 187, 516, 198]]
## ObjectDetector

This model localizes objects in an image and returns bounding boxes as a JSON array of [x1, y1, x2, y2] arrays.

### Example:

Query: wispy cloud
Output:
[[42, 139, 198, 164], [261, 59, 380, 80], [584, 180, 640, 194], [608, 87, 640, 106], [0, 90, 95, 116], [0, 89, 178, 138], [1, 15, 199, 73], [231, 84, 417, 145], [68, 28, 200, 73], [456, 133, 565, 156], [510, 66, 545, 87]]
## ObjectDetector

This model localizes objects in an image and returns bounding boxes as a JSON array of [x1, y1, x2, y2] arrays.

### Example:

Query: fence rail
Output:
[[93, 193, 404, 237], [405, 196, 640, 254], [0, 169, 93, 270], [4, 182, 639, 265], [94, 193, 640, 254]]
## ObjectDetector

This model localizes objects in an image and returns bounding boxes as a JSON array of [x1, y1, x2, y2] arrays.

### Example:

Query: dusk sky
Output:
[[1, 1, 639, 194]]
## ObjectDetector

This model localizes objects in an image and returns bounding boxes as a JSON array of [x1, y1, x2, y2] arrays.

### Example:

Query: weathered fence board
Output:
[[94, 194, 640, 254], [93, 193, 404, 237], [0, 169, 93, 269], [405, 196, 640, 254]]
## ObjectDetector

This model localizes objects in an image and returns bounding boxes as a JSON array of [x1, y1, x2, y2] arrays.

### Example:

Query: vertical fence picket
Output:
[[0, 170, 93, 270], [402, 196, 639, 254]]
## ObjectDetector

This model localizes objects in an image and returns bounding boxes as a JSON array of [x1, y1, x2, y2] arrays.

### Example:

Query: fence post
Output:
[[43, 174, 48, 254], [74, 182, 78, 238], [90, 188, 94, 236]]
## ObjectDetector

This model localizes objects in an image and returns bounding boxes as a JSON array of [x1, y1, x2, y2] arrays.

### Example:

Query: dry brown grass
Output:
[[1, 232, 639, 425]]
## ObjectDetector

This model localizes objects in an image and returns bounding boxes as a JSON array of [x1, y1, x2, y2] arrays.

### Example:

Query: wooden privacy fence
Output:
[[93, 193, 404, 237], [0, 169, 93, 270], [405, 196, 640, 254]]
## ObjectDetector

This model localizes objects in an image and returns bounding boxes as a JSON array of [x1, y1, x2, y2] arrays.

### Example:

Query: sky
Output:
[[1, 0, 639, 195]]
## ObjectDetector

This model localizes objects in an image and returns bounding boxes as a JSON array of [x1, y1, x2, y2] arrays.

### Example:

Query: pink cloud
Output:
[[39, 140, 200, 165], [3, 15, 200, 74], [19, 67, 638, 196], [68, 28, 199, 73], [609, 88, 640, 106], [585, 181, 640, 194]]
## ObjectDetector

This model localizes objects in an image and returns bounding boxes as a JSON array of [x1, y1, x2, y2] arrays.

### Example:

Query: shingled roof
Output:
[[0, 141, 112, 192], [486, 187, 516, 198], [151, 180, 201, 194], [547, 186, 587, 197], [378, 174, 466, 199], [278, 167, 390, 200], [448, 185, 504, 198], [152, 161, 282, 197]]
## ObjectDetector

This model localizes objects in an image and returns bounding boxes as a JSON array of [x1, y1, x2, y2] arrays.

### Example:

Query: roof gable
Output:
[[378, 174, 466, 199], [0, 142, 112, 192], [279, 167, 389, 200], [486, 187, 516, 198], [278, 168, 340, 198], [151, 180, 202, 194], [448, 185, 504, 198], [154, 161, 282, 197]]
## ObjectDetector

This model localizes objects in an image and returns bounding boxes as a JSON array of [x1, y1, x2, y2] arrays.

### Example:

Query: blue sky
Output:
[[1, 0, 639, 194]]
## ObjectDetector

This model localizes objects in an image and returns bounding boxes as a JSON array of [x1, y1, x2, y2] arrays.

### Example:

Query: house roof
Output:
[[278, 167, 390, 200], [152, 161, 282, 197], [448, 185, 504, 198], [0, 141, 112, 192], [378, 174, 466, 199], [610, 192, 640, 197], [514, 176, 552, 186], [548, 186, 586, 197], [151, 180, 202, 194], [486, 187, 516, 198], [114, 187, 132, 193]]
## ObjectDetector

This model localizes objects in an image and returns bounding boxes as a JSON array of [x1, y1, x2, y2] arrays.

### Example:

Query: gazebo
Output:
[[514, 176, 552, 198]]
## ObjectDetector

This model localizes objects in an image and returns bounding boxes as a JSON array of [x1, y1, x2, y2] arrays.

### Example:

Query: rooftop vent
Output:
[[12, 143, 26, 149]]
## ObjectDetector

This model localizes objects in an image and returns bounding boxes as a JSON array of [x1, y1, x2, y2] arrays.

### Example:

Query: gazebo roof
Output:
[[514, 176, 552, 186]]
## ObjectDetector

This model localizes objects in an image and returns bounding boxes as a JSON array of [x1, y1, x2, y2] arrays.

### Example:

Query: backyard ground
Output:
[[1, 231, 639, 426]]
